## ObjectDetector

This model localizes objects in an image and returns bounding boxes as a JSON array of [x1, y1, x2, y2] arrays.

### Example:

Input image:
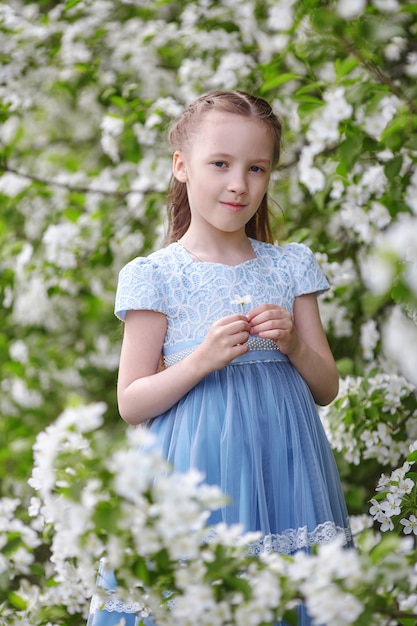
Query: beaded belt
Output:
[[163, 337, 283, 368]]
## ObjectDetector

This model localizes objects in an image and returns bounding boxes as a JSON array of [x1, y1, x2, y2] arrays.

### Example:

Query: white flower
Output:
[[323, 87, 353, 122], [0, 172, 30, 197], [9, 340, 29, 363], [399, 593, 417, 612], [372, 0, 399, 11], [330, 179, 345, 199], [230, 294, 252, 313], [299, 166, 326, 194], [267, 1, 296, 31], [100, 114, 124, 136], [349, 514, 374, 535], [337, 0, 366, 19], [363, 114, 388, 140], [405, 52, 417, 78], [360, 319, 379, 361], [400, 515, 417, 535], [384, 36, 406, 61], [42, 222, 79, 269], [383, 307, 417, 387], [306, 117, 339, 145], [381, 493, 401, 517], [305, 583, 363, 625], [391, 476, 414, 496], [11, 547, 34, 573], [378, 512, 395, 532], [369, 498, 383, 518], [368, 201, 390, 228]]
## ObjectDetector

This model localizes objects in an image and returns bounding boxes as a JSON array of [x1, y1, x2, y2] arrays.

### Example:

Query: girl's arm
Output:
[[247, 293, 339, 406], [117, 309, 251, 425]]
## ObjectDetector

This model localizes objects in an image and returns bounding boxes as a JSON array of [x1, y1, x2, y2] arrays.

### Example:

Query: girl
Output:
[[87, 91, 352, 626]]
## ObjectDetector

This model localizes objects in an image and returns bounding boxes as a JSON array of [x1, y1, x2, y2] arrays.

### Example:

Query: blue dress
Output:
[[87, 239, 352, 626]]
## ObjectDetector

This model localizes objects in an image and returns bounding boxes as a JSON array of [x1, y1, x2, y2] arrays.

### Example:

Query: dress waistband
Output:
[[163, 337, 289, 367]]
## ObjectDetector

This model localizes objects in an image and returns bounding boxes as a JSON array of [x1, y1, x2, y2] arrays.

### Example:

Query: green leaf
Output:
[[294, 82, 324, 96], [398, 618, 417, 626], [64, 0, 82, 10], [381, 118, 408, 152], [224, 574, 252, 599], [282, 608, 299, 626], [391, 282, 409, 304], [338, 134, 364, 170], [335, 56, 359, 79], [370, 534, 401, 562], [401, 3, 417, 12], [134, 557, 152, 585], [261, 73, 300, 93], [92, 500, 121, 532], [407, 450, 417, 463], [297, 101, 325, 116], [384, 155, 403, 180], [336, 358, 355, 376], [405, 133, 417, 150], [7, 591, 27, 610]]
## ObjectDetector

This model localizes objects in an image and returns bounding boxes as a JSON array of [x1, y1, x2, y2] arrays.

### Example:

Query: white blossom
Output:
[[299, 165, 326, 194], [384, 36, 407, 61], [381, 493, 401, 517], [383, 307, 417, 386], [372, 0, 399, 11], [0, 172, 30, 196], [230, 294, 253, 312], [360, 319, 379, 360], [337, 0, 366, 19], [400, 515, 417, 535], [267, 1, 296, 31], [9, 340, 29, 363], [405, 52, 417, 78], [42, 222, 79, 269]]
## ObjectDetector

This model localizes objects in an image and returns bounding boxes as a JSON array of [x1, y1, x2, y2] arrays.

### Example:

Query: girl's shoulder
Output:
[[251, 239, 329, 292]]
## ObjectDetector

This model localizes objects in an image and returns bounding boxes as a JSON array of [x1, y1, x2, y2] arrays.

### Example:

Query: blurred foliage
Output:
[[0, 0, 417, 622]]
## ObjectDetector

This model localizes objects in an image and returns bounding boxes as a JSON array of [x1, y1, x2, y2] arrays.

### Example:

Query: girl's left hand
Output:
[[246, 304, 300, 356]]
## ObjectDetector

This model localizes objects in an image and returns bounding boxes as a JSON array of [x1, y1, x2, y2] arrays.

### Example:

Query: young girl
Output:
[[87, 91, 352, 626]]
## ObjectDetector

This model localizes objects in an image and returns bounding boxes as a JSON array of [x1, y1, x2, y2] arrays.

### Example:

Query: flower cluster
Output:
[[320, 373, 416, 466], [370, 444, 417, 535], [9, 404, 414, 625], [1, 0, 417, 624]]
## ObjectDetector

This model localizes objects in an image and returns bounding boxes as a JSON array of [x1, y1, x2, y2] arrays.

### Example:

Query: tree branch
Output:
[[338, 32, 417, 116], [1, 165, 157, 198]]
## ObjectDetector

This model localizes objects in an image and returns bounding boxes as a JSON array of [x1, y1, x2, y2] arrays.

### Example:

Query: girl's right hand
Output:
[[194, 314, 250, 372]]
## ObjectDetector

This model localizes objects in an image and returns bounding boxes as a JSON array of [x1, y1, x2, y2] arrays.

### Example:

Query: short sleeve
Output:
[[114, 257, 167, 321], [287, 243, 330, 297]]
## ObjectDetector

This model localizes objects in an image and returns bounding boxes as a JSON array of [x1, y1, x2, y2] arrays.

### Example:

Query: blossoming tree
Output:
[[1, 0, 417, 624]]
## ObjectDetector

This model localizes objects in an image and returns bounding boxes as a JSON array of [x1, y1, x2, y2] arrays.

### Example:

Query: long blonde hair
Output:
[[165, 91, 282, 245]]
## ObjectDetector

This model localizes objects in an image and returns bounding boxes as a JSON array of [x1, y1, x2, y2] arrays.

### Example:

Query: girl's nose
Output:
[[227, 171, 248, 195]]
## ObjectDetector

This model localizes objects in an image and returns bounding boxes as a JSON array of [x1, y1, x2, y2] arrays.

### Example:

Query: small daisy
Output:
[[230, 294, 252, 314]]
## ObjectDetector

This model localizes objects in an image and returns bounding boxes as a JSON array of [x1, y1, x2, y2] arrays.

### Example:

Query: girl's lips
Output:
[[220, 201, 247, 212]]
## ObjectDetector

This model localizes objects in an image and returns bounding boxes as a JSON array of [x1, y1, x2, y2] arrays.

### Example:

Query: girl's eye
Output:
[[213, 161, 226, 168], [250, 165, 264, 173]]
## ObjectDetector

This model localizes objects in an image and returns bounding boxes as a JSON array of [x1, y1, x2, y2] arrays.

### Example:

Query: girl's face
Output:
[[173, 111, 275, 238]]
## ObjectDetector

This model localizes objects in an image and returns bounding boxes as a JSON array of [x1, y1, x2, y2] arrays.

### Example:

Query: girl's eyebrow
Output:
[[207, 152, 271, 164]]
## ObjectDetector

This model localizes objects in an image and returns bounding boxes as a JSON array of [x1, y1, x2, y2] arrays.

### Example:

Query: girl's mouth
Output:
[[221, 201, 247, 212]]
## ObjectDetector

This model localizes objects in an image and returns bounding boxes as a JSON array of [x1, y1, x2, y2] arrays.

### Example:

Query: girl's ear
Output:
[[172, 151, 188, 183]]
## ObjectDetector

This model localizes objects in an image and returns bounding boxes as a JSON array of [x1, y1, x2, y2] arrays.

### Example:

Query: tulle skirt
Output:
[[87, 350, 352, 625]]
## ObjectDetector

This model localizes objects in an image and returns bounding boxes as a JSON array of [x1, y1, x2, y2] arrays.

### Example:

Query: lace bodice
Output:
[[115, 239, 329, 355]]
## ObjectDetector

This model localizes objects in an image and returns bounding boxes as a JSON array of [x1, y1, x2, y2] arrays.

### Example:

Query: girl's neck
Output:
[[178, 230, 256, 265]]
